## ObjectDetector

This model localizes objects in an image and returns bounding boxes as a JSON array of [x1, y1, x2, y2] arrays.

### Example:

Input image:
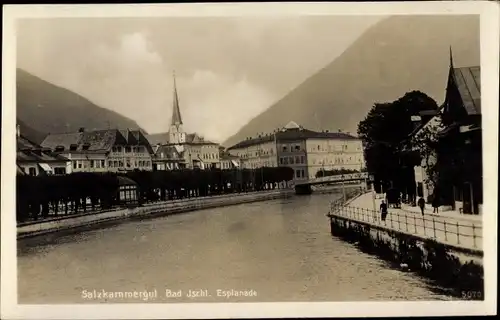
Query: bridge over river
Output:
[[18, 189, 454, 303], [294, 172, 369, 194]]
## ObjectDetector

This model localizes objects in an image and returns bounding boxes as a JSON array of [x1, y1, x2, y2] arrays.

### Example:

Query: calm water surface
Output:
[[18, 192, 453, 303]]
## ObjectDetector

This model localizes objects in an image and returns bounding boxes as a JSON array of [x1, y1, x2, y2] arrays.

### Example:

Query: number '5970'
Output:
[[461, 291, 482, 299]]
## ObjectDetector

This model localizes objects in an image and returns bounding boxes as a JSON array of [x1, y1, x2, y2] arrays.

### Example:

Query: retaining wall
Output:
[[328, 215, 484, 300]]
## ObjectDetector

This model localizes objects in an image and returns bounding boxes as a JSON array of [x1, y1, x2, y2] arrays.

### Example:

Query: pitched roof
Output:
[[17, 134, 41, 150], [145, 132, 218, 146], [17, 149, 68, 163], [452, 66, 481, 115], [41, 129, 153, 153], [152, 144, 184, 161], [227, 124, 359, 150]]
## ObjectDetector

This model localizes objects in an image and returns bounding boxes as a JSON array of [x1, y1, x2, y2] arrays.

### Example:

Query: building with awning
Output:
[[217, 152, 241, 170], [17, 125, 69, 176]]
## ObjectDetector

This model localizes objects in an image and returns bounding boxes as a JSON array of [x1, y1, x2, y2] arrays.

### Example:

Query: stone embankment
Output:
[[327, 192, 484, 299], [17, 189, 294, 239]]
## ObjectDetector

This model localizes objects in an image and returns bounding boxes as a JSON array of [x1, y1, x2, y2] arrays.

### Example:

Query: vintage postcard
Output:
[[1, 1, 498, 319]]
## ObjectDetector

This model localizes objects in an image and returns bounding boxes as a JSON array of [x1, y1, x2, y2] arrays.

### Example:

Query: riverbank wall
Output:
[[17, 189, 294, 240], [327, 194, 484, 299]]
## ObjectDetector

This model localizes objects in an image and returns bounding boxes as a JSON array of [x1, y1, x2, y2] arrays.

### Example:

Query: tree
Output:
[[357, 90, 439, 193]]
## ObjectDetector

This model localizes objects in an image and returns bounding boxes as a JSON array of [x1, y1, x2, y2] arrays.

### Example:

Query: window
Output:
[[29, 167, 37, 176], [295, 156, 300, 164], [301, 156, 305, 164], [290, 157, 294, 164], [280, 157, 284, 165], [117, 146, 122, 152], [54, 167, 66, 175], [283, 146, 287, 152], [295, 145, 300, 151], [78, 162, 82, 169], [73, 161, 77, 169], [318, 145, 320, 151], [295, 169, 300, 178], [125, 146, 131, 153], [90, 160, 94, 168], [101, 160, 105, 167]]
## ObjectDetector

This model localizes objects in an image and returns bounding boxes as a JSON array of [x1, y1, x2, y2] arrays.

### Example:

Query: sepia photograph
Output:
[[1, 2, 498, 319]]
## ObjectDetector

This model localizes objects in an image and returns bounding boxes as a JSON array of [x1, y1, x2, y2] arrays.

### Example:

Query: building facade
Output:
[[17, 125, 69, 176], [227, 121, 366, 181], [41, 128, 154, 173], [410, 50, 481, 214]]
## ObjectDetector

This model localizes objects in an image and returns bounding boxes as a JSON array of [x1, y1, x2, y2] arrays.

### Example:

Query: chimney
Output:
[[79, 127, 85, 133], [16, 124, 20, 138]]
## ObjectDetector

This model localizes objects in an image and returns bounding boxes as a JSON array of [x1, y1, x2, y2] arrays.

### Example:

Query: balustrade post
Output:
[[405, 214, 408, 232], [456, 222, 460, 245], [472, 224, 477, 248], [414, 215, 417, 233], [444, 221, 448, 241], [432, 218, 436, 238], [422, 216, 426, 236], [397, 214, 401, 230]]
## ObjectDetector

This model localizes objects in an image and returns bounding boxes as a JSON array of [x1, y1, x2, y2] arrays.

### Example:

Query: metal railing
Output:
[[329, 204, 483, 250], [17, 189, 290, 226], [296, 172, 369, 185]]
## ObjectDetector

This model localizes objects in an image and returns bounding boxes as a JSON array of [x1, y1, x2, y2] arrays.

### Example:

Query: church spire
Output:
[[171, 70, 183, 126], [449, 46, 454, 69]]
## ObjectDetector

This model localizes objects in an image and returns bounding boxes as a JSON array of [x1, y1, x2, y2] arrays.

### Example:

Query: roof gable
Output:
[[453, 66, 481, 115]]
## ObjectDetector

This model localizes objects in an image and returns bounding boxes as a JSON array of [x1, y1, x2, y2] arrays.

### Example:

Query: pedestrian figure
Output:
[[432, 193, 440, 213], [417, 197, 425, 216], [380, 200, 388, 221]]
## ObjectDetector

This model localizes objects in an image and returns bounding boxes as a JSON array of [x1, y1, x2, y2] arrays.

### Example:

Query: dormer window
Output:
[[82, 143, 90, 151], [55, 146, 65, 152], [69, 144, 78, 151]]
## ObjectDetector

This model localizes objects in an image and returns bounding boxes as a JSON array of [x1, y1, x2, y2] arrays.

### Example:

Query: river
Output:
[[17, 191, 453, 303]]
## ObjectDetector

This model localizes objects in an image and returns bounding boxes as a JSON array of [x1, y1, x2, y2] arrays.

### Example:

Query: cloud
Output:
[[16, 16, 384, 142], [71, 33, 275, 143]]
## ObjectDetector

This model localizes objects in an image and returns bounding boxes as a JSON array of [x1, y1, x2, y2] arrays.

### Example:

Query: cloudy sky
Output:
[[17, 16, 384, 143]]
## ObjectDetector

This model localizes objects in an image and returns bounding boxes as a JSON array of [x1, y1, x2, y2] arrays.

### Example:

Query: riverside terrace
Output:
[[328, 192, 483, 256]]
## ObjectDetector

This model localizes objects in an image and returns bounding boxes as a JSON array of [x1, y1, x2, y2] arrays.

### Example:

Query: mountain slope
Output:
[[16, 119, 47, 144], [16, 68, 146, 137], [223, 15, 480, 148]]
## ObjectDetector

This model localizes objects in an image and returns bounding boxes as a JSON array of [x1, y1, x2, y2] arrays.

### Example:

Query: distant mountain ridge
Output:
[[223, 15, 480, 148], [16, 68, 146, 143]]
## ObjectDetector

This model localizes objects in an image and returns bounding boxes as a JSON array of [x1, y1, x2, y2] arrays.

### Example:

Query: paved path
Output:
[[332, 192, 483, 252]]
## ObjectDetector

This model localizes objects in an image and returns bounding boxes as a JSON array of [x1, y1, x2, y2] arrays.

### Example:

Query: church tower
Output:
[[169, 71, 186, 144]]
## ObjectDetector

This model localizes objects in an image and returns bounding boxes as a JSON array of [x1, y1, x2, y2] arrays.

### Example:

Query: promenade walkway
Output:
[[331, 192, 483, 253]]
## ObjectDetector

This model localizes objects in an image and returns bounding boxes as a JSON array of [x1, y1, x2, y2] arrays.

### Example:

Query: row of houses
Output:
[[17, 74, 366, 181]]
